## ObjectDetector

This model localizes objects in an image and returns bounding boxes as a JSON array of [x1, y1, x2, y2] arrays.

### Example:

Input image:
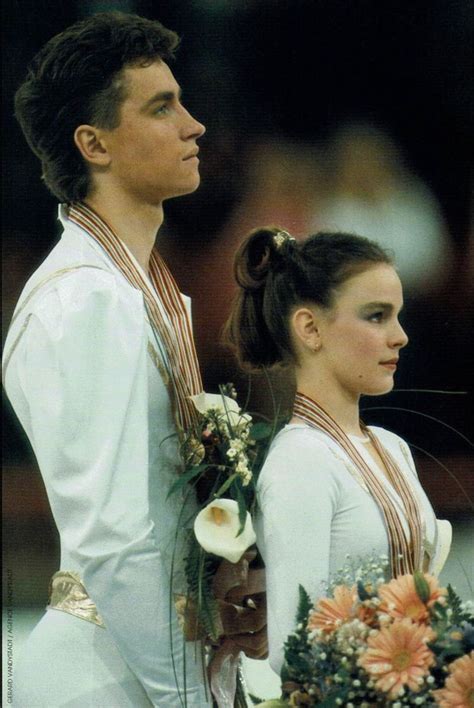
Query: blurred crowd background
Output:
[[3, 0, 473, 638]]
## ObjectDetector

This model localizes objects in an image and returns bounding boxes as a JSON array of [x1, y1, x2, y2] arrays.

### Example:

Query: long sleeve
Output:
[[256, 427, 341, 675], [8, 269, 208, 706]]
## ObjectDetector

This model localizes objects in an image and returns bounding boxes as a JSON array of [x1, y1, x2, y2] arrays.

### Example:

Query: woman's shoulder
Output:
[[268, 422, 339, 453], [258, 423, 346, 488], [271, 423, 411, 455]]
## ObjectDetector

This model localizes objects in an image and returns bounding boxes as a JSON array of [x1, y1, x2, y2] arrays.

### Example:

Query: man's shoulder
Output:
[[5, 231, 144, 351], [22, 223, 110, 290], [15, 220, 138, 316]]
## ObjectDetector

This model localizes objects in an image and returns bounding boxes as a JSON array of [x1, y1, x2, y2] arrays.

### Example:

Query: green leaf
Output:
[[184, 536, 221, 641], [446, 583, 474, 624], [166, 464, 209, 499], [357, 579, 371, 601], [317, 691, 347, 708], [249, 422, 273, 440], [414, 571, 430, 603], [233, 482, 247, 536], [296, 584, 312, 625]]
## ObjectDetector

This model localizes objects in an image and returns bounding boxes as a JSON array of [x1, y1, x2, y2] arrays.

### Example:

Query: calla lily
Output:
[[190, 392, 251, 428], [194, 499, 256, 563]]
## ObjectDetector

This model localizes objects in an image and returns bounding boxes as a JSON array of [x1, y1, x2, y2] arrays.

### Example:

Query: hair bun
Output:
[[234, 226, 294, 291]]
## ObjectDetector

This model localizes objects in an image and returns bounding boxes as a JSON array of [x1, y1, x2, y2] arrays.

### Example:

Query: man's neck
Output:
[[84, 193, 164, 273]]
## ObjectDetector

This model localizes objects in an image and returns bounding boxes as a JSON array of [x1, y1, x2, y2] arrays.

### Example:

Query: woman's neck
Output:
[[293, 370, 363, 436]]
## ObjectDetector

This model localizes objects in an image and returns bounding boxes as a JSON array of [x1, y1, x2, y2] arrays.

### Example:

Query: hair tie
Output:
[[273, 230, 295, 249]]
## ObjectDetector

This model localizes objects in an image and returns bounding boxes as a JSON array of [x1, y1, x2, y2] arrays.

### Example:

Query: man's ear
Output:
[[291, 306, 323, 353], [74, 125, 111, 167]]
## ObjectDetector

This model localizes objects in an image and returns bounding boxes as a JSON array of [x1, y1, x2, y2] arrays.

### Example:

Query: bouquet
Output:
[[168, 384, 277, 707], [259, 554, 474, 707]]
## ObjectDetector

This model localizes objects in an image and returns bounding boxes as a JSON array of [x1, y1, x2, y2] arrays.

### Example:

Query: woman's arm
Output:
[[256, 428, 341, 674]]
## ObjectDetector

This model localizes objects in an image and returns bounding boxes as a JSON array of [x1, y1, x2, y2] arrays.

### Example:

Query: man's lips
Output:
[[183, 149, 199, 161], [380, 358, 398, 369]]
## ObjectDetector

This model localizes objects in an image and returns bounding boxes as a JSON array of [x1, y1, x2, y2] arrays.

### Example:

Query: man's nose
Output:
[[182, 107, 206, 140]]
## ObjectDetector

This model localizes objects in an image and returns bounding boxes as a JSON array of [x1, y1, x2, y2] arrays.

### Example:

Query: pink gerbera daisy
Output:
[[307, 584, 357, 636], [433, 651, 474, 707], [378, 573, 446, 623], [358, 618, 435, 699]]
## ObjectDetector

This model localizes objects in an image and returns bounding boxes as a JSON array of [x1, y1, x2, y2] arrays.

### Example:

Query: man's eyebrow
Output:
[[142, 87, 182, 110]]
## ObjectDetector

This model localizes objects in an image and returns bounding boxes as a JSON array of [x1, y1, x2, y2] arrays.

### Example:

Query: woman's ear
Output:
[[74, 125, 111, 167], [291, 306, 322, 354]]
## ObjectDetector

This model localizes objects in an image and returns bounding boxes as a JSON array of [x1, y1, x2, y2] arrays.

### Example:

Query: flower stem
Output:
[[214, 472, 239, 498]]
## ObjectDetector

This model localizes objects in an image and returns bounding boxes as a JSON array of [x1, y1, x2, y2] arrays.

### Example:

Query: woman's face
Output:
[[316, 263, 408, 398]]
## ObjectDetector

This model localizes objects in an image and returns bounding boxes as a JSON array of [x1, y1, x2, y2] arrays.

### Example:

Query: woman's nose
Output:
[[393, 320, 409, 349]]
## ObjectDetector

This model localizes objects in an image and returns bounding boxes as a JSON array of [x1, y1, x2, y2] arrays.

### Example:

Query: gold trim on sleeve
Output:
[[48, 570, 105, 628]]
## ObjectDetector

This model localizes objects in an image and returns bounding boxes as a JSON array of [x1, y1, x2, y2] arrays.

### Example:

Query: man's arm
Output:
[[12, 270, 210, 706]]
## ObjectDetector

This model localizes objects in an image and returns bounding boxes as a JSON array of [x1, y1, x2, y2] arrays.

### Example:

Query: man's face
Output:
[[100, 60, 205, 205]]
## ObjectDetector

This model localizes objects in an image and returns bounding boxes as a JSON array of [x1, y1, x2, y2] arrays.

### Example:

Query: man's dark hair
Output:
[[14, 12, 179, 203]]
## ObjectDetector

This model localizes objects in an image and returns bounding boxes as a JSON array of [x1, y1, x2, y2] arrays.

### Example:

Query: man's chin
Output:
[[164, 179, 201, 201]]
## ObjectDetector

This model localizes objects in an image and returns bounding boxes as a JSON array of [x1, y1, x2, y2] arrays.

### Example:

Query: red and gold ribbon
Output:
[[69, 202, 202, 432], [293, 392, 423, 577]]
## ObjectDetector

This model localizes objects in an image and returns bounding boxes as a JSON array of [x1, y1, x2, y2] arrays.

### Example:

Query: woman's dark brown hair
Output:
[[14, 12, 179, 203], [226, 227, 393, 370]]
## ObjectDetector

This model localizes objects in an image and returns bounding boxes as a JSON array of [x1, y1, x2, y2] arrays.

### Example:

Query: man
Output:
[[3, 12, 265, 707]]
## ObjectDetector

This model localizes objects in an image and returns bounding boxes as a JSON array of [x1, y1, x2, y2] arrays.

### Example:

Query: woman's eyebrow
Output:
[[360, 302, 404, 313]]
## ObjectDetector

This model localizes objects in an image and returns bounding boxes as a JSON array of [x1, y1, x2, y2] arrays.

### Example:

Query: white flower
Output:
[[226, 438, 245, 461], [194, 499, 256, 563], [236, 455, 252, 486], [190, 392, 251, 429]]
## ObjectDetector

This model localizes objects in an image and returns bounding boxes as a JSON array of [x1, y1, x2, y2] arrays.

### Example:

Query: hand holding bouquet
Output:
[[169, 384, 277, 706]]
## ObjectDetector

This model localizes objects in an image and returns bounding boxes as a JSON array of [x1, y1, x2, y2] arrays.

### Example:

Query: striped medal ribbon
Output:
[[69, 202, 202, 432], [293, 391, 423, 577]]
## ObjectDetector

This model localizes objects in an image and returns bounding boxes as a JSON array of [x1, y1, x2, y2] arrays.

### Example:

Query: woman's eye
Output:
[[368, 312, 384, 323]]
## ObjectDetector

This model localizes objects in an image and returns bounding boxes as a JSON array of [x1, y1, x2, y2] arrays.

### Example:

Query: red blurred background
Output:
[[3, 0, 473, 608]]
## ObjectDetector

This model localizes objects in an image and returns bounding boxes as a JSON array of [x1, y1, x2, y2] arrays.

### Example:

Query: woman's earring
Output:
[[313, 343, 321, 352]]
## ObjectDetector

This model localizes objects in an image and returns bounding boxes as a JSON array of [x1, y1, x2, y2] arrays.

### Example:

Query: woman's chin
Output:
[[362, 379, 395, 397]]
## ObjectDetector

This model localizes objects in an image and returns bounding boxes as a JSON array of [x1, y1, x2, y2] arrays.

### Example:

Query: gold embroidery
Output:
[[147, 339, 170, 386], [48, 570, 105, 628], [329, 445, 370, 494], [2, 314, 33, 384], [399, 441, 416, 476]]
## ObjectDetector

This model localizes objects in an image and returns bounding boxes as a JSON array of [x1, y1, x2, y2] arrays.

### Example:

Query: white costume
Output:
[[256, 423, 451, 674], [3, 206, 210, 706]]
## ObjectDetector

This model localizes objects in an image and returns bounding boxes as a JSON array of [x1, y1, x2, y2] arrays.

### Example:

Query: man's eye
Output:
[[154, 104, 169, 116]]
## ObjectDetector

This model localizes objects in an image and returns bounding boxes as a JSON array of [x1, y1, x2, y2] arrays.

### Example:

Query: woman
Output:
[[227, 227, 451, 674]]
